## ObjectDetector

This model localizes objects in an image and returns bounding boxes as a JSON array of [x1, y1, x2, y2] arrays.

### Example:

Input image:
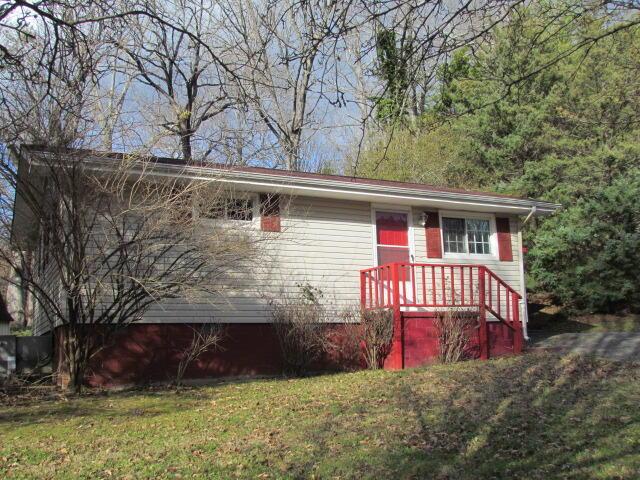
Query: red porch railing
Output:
[[359, 263, 523, 363]]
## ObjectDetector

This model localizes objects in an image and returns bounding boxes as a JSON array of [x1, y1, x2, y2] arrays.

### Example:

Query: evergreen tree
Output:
[[357, 4, 640, 312]]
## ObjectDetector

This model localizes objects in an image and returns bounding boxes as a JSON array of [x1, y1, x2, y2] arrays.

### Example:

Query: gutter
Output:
[[75, 155, 562, 215], [518, 205, 537, 340], [519, 205, 552, 341]]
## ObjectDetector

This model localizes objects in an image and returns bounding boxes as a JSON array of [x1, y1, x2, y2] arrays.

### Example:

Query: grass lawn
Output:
[[2, 352, 640, 479]]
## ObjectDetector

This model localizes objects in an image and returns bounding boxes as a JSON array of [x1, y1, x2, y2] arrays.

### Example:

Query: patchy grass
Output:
[[1, 352, 640, 479]]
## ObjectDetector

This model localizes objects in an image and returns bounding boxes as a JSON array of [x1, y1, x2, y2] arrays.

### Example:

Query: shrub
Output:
[[270, 284, 329, 375], [341, 307, 394, 369], [529, 170, 640, 313], [434, 309, 477, 364], [174, 324, 225, 387], [359, 308, 394, 369]]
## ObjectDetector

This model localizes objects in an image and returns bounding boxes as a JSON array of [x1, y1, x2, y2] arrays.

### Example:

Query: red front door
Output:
[[376, 211, 410, 265], [376, 211, 413, 303]]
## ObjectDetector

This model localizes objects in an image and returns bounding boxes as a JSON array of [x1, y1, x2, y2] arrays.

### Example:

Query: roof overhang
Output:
[[25, 150, 562, 217]]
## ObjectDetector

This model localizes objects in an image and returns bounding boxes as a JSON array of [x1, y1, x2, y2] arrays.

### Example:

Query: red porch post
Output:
[[388, 263, 404, 370], [478, 266, 489, 360], [360, 271, 367, 309], [512, 292, 523, 353]]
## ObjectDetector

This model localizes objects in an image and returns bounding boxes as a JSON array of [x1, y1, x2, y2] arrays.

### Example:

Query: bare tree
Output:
[[341, 306, 393, 369], [4, 0, 638, 170], [0, 7, 114, 331], [1, 146, 265, 392], [219, 0, 353, 171], [434, 308, 477, 364], [118, 0, 238, 162], [0, 1, 106, 69], [269, 283, 330, 375], [0, 8, 110, 147]]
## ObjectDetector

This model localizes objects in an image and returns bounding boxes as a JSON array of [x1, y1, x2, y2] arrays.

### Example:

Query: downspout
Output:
[[518, 206, 536, 341], [523, 205, 537, 225]]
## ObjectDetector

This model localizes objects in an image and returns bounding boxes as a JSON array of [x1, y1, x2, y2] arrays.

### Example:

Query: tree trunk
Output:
[[284, 134, 301, 171], [63, 328, 85, 394], [180, 130, 193, 163], [0, 292, 14, 325], [66, 352, 84, 394]]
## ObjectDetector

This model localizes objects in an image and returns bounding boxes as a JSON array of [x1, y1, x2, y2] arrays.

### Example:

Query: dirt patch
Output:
[[573, 313, 640, 330]]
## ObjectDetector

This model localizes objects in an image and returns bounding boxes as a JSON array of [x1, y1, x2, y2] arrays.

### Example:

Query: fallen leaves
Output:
[[1, 353, 639, 479]]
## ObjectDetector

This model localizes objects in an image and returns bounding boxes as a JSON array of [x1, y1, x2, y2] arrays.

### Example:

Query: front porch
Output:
[[360, 263, 524, 368]]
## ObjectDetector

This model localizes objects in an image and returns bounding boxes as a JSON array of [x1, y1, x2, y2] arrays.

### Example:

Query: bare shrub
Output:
[[324, 307, 361, 371], [434, 309, 478, 364], [341, 306, 393, 370], [175, 324, 225, 387], [360, 308, 394, 369], [3, 148, 267, 392], [270, 284, 329, 376]]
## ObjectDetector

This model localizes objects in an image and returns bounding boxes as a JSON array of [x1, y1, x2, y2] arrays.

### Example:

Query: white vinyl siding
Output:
[[32, 252, 61, 336], [33, 194, 525, 328], [139, 196, 374, 323]]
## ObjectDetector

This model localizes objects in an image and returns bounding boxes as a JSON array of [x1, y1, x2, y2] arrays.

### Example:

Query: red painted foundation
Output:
[[53, 316, 520, 388], [54, 323, 361, 387], [384, 312, 518, 369]]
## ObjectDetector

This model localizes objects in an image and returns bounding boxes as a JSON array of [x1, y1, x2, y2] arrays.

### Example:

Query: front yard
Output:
[[2, 352, 639, 479]]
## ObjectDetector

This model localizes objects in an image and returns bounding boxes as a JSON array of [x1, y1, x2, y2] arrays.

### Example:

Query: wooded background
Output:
[[1, 0, 639, 314]]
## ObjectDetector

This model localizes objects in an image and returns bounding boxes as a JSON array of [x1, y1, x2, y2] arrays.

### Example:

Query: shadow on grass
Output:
[[285, 354, 640, 479], [528, 300, 640, 341], [0, 390, 197, 426], [395, 357, 639, 478], [527, 304, 594, 341]]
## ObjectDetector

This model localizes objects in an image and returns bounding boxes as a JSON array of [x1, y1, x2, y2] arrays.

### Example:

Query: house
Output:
[[14, 147, 560, 386]]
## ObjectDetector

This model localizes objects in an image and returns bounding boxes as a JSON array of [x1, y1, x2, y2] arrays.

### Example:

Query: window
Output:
[[201, 198, 253, 221], [466, 218, 491, 254], [442, 218, 466, 253], [442, 217, 491, 255]]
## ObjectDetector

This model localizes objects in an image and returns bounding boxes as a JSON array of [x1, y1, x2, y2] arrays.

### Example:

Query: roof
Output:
[[20, 145, 561, 215]]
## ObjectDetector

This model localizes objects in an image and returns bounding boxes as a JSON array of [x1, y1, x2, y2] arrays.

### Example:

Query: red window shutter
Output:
[[424, 211, 442, 259], [260, 194, 281, 232], [496, 217, 513, 261]]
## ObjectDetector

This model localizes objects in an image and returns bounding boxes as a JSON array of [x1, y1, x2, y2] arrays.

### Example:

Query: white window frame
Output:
[[370, 204, 416, 266], [439, 210, 498, 260]]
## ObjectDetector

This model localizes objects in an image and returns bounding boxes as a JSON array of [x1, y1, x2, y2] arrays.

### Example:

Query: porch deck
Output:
[[359, 263, 524, 368]]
